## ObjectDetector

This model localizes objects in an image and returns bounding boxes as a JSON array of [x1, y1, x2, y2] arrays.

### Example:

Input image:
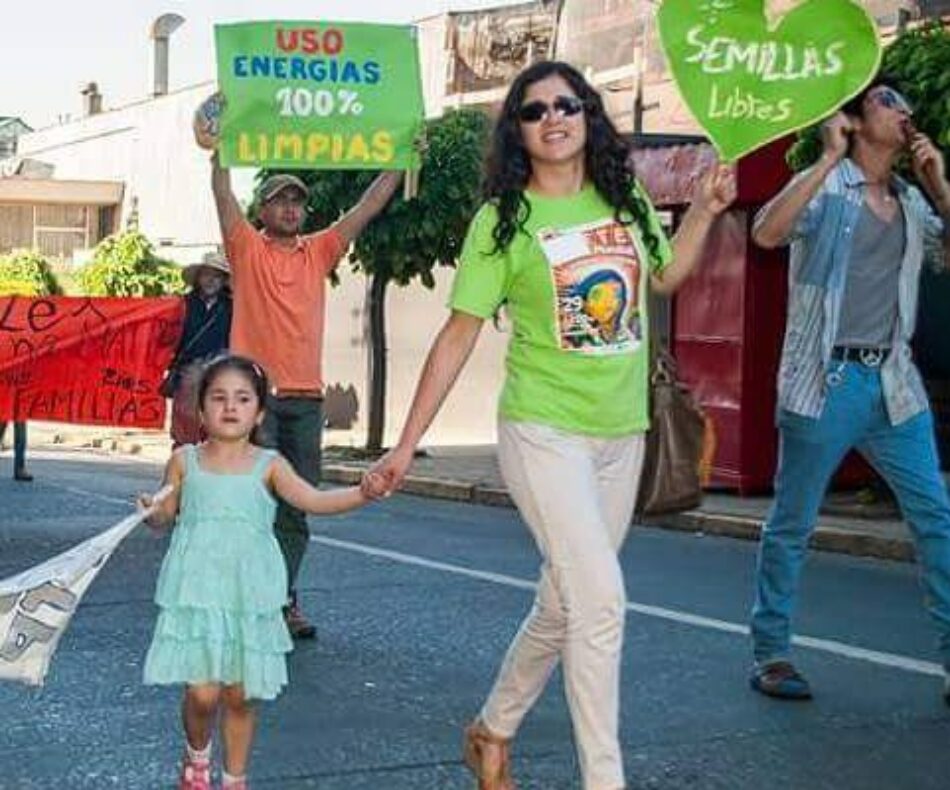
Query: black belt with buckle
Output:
[[831, 346, 889, 367]]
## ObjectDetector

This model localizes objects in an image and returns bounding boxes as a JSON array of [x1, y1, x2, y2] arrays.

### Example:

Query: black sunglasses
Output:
[[517, 95, 586, 124]]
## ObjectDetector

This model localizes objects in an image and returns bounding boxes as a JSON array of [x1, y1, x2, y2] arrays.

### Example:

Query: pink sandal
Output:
[[178, 753, 211, 790]]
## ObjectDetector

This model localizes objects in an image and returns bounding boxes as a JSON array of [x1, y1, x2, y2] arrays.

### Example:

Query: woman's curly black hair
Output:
[[484, 60, 662, 264]]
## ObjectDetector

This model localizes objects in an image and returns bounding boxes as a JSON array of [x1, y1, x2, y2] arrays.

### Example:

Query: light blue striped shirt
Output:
[[759, 158, 947, 425]]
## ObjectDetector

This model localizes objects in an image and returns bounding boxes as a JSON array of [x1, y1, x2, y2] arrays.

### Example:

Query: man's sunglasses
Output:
[[517, 95, 586, 124], [869, 86, 914, 116]]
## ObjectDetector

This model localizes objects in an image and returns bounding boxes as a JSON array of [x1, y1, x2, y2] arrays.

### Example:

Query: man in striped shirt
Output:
[[748, 78, 950, 702]]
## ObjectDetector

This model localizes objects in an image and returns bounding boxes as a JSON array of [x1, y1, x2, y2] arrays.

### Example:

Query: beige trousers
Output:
[[482, 420, 646, 790]]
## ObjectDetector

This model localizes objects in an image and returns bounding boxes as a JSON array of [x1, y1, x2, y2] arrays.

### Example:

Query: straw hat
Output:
[[182, 250, 231, 287]]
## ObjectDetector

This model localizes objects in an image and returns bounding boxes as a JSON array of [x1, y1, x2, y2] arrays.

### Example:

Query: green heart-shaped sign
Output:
[[657, 0, 882, 161]]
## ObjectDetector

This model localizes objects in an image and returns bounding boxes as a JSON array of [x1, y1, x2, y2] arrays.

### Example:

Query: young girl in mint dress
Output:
[[140, 354, 379, 790]]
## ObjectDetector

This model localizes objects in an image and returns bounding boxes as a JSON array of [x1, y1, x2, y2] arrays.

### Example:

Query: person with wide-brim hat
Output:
[[182, 250, 231, 288], [164, 250, 233, 447]]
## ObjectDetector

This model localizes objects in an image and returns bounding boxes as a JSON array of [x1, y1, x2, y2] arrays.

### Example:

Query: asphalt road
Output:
[[1, 449, 948, 789]]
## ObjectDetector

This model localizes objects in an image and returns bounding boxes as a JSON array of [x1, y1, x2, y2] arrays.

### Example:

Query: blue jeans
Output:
[[751, 362, 950, 670]]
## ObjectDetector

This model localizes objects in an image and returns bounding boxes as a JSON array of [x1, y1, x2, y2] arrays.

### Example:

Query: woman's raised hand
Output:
[[697, 162, 738, 216]]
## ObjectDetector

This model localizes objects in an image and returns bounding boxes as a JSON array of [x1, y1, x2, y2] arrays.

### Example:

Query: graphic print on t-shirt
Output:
[[538, 218, 643, 355]]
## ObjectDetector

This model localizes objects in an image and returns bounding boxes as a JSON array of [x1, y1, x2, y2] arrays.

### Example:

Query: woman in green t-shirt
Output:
[[367, 61, 735, 789]]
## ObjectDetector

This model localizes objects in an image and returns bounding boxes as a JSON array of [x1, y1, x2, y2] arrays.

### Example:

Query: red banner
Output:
[[0, 297, 184, 429]]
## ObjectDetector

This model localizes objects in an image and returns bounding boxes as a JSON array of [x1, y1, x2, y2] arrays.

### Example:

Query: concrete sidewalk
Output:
[[9, 421, 937, 564]]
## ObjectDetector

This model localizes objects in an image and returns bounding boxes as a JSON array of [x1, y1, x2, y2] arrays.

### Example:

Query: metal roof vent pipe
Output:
[[81, 82, 102, 116], [150, 13, 186, 97]]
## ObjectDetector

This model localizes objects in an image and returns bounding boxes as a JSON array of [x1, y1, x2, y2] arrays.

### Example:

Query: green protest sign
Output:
[[657, 0, 882, 162], [215, 21, 424, 170]]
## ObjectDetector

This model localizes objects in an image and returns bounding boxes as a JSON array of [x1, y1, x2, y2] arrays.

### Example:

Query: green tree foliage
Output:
[[0, 250, 61, 296], [77, 230, 186, 296], [882, 22, 950, 149], [256, 109, 491, 450], [787, 22, 950, 173]]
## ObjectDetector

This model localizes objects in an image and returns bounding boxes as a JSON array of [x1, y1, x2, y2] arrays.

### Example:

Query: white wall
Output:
[[323, 263, 508, 448]]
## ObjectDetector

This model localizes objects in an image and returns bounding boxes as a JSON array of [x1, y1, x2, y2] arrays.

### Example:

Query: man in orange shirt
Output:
[[196, 95, 402, 639]]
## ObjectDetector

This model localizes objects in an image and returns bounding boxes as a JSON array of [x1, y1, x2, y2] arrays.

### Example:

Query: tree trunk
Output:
[[365, 270, 389, 453]]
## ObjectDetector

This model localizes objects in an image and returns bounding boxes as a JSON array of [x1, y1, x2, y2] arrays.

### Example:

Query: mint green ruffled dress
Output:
[[144, 445, 292, 700]]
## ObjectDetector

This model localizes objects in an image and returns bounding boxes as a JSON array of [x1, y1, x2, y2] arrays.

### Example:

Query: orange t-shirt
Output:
[[225, 219, 346, 392]]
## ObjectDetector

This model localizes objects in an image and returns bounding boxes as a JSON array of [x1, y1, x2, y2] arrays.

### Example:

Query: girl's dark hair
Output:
[[484, 60, 662, 264], [197, 353, 269, 413]]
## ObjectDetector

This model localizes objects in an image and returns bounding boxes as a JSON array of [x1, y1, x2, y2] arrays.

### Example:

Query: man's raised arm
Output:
[[753, 113, 850, 249], [333, 172, 404, 246], [210, 151, 243, 239]]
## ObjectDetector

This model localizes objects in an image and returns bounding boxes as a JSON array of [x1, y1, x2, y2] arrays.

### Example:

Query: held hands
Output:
[[359, 445, 415, 500], [695, 163, 738, 216], [820, 112, 853, 165], [194, 92, 225, 150], [360, 470, 390, 501]]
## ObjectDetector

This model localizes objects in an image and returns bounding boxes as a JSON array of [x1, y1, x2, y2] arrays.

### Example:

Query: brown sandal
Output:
[[463, 719, 515, 789]]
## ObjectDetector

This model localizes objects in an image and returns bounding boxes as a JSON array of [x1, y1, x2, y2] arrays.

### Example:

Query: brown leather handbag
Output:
[[635, 349, 715, 517]]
